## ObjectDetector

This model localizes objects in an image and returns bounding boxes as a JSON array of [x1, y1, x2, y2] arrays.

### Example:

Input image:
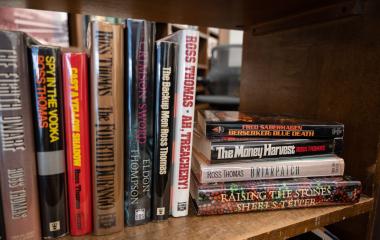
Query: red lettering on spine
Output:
[[185, 35, 197, 63], [37, 55, 48, 128], [178, 132, 191, 189], [183, 66, 195, 107], [136, 35, 148, 144]]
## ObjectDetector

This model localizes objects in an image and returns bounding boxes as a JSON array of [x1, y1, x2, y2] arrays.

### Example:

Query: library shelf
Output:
[[64, 196, 373, 240], [1, 0, 379, 239]]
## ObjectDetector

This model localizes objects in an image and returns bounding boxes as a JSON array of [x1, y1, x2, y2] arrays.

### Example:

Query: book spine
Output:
[[152, 41, 177, 221], [125, 19, 155, 226], [193, 153, 345, 183], [206, 123, 344, 139], [62, 52, 92, 235], [0, 31, 41, 240], [208, 138, 342, 162], [90, 21, 124, 235], [171, 30, 199, 217], [29, 45, 68, 238], [192, 177, 361, 215]]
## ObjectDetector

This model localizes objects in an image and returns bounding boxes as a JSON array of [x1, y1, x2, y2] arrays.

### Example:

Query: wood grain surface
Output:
[[64, 196, 372, 240], [0, 0, 347, 29], [240, 0, 380, 197], [240, 1, 380, 238]]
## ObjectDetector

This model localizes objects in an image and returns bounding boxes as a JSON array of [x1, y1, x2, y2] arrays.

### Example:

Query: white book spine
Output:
[[169, 30, 199, 217], [193, 154, 345, 183]]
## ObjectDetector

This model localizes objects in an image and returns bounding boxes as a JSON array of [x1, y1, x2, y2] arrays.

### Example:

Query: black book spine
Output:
[[206, 123, 344, 139], [152, 41, 177, 220], [125, 19, 155, 226], [209, 138, 343, 162], [29, 46, 68, 238]]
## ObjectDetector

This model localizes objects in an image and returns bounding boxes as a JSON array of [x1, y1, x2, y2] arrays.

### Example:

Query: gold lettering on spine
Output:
[[39, 55, 60, 143]]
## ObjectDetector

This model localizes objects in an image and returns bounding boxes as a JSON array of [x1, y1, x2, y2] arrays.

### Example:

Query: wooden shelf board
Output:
[[0, 0, 347, 29], [65, 196, 373, 240]]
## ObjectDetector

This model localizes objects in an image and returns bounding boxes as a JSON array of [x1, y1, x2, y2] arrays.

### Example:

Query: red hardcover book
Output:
[[62, 51, 92, 235]]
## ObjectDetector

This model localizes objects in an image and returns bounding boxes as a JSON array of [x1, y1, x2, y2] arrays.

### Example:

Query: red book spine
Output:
[[62, 51, 92, 235]]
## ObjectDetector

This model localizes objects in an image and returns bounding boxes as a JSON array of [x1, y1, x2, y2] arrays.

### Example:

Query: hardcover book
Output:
[[89, 21, 124, 235], [192, 150, 344, 183], [160, 29, 199, 217], [0, 30, 41, 240], [198, 110, 344, 139], [62, 50, 92, 235], [125, 19, 155, 226], [190, 174, 361, 215], [152, 41, 177, 221], [193, 129, 343, 163], [29, 45, 68, 238]]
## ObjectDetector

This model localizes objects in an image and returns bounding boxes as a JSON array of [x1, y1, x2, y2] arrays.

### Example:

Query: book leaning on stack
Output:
[[190, 110, 361, 215]]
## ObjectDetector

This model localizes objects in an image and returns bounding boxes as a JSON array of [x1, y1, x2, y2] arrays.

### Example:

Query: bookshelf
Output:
[[1, 0, 378, 239], [63, 196, 373, 240]]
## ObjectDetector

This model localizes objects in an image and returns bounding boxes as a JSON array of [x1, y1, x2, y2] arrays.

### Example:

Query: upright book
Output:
[[29, 45, 68, 238], [190, 175, 361, 215], [89, 21, 124, 235], [198, 110, 344, 139], [193, 130, 343, 163], [62, 50, 92, 235], [152, 41, 177, 221], [192, 150, 345, 183], [0, 30, 41, 240], [125, 19, 155, 226], [161, 29, 199, 217]]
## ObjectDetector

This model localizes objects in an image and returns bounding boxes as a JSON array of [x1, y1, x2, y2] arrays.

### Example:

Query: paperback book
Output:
[[125, 19, 155, 226], [89, 21, 124, 235], [192, 150, 344, 183], [62, 50, 92, 235], [0, 30, 41, 240], [194, 129, 343, 163], [160, 29, 199, 217], [29, 45, 68, 238], [152, 40, 177, 221], [198, 110, 344, 139], [190, 175, 361, 215]]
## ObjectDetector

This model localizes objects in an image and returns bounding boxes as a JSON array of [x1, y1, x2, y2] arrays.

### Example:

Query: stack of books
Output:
[[190, 110, 362, 215]]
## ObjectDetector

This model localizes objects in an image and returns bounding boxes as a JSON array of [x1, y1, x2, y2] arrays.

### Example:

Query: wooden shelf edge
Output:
[[252, 195, 374, 240], [64, 196, 373, 240]]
